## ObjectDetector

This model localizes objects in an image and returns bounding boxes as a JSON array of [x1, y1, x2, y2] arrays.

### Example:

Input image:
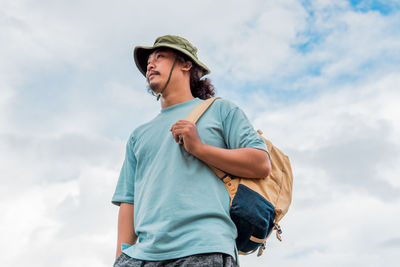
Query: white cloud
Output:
[[0, 134, 120, 266], [0, 182, 78, 265], [254, 72, 400, 148], [199, 0, 308, 83]]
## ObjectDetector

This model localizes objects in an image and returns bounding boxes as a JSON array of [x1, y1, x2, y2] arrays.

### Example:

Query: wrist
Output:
[[191, 142, 207, 159]]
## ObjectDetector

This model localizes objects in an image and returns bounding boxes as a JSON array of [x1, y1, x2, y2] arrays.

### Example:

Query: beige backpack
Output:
[[186, 97, 293, 256]]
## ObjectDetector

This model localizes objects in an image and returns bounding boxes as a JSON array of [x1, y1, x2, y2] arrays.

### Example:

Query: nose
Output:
[[147, 58, 155, 73]]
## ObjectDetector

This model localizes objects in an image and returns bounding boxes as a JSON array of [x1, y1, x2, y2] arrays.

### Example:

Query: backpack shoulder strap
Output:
[[185, 97, 221, 124], [185, 97, 230, 181]]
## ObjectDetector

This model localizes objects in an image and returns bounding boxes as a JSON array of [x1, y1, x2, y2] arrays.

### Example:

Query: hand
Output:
[[170, 120, 203, 155]]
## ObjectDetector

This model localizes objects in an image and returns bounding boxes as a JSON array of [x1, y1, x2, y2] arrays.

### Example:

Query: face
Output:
[[146, 49, 176, 93]]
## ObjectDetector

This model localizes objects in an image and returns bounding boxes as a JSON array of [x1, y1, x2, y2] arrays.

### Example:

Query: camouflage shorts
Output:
[[113, 253, 239, 267]]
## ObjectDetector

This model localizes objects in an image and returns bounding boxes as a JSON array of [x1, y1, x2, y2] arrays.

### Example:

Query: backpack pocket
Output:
[[230, 184, 275, 253]]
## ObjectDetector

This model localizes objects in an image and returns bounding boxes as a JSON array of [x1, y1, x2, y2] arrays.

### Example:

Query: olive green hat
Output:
[[133, 35, 211, 77]]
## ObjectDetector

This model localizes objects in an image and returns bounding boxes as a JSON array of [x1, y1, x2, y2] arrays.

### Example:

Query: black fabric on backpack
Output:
[[230, 184, 275, 253]]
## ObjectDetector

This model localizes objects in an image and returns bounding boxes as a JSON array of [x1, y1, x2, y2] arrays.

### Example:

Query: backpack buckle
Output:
[[274, 223, 283, 241], [257, 242, 266, 257]]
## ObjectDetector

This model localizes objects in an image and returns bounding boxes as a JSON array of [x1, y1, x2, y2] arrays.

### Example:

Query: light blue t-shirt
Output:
[[112, 97, 268, 261]]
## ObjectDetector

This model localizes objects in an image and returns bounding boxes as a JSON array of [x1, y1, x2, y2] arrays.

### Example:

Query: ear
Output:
[[181, 61, 193, 72]]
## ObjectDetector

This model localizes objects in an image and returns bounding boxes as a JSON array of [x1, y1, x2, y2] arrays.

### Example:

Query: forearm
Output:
[[169, 120, 270, 178], [193, 144, 270, 178], [116, 203, 137, 259]]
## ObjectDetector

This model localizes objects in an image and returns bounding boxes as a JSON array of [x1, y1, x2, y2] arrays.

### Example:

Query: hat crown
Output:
[[154, 35, 198, 59]]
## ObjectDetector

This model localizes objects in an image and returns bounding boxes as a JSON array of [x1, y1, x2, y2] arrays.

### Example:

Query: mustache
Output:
[[147, 70, 160, 79]]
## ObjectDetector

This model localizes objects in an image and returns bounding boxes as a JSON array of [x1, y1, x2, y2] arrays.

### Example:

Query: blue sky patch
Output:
[[349, 0, 400, 15]]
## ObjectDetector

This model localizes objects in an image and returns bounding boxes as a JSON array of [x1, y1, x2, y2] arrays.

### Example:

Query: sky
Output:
[[1, 0, 400, 266]]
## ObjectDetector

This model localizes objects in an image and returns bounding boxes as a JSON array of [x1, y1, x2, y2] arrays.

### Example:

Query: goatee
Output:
[[146, 83, 162, 97], [147, 82, 160, 93]]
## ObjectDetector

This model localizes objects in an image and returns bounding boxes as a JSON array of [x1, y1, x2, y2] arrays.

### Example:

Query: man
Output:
[[112, 35, 271, 267]]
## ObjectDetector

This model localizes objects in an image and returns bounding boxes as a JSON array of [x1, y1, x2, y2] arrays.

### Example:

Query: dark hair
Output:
[[175, 51, 215, 100]]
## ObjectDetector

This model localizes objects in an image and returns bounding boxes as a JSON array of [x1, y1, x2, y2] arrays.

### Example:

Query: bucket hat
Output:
[[133, 35, 211, 77]]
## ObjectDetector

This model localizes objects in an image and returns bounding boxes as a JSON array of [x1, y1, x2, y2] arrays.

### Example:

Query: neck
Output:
[[159, 79, 193, 109], [160, 90, 194, 109]]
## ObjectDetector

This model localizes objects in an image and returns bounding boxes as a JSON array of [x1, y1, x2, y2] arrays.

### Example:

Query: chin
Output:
[[148, 82, 161, 94]]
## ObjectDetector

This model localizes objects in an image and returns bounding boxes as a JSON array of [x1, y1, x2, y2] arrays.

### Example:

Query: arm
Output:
[[194, 144, 270, 178], [170, 120, 271, 178], [115, 203, 137, 259]]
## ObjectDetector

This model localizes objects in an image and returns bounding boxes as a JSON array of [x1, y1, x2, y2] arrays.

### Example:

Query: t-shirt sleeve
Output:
[[222, 106, 268, 153], [111, 135, 136, 206]]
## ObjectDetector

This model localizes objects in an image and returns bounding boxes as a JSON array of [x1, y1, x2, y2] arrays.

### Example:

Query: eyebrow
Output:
[[147, 49, 165, 64]]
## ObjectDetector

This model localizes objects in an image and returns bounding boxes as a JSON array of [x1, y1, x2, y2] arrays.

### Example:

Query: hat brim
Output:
[[133, 44, 211, 77]]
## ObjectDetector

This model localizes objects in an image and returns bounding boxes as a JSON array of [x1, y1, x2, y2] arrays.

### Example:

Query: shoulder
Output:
[[210, 97, 241, 118], [213, 98, 238, 110], [212, 97, 238, 109]]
